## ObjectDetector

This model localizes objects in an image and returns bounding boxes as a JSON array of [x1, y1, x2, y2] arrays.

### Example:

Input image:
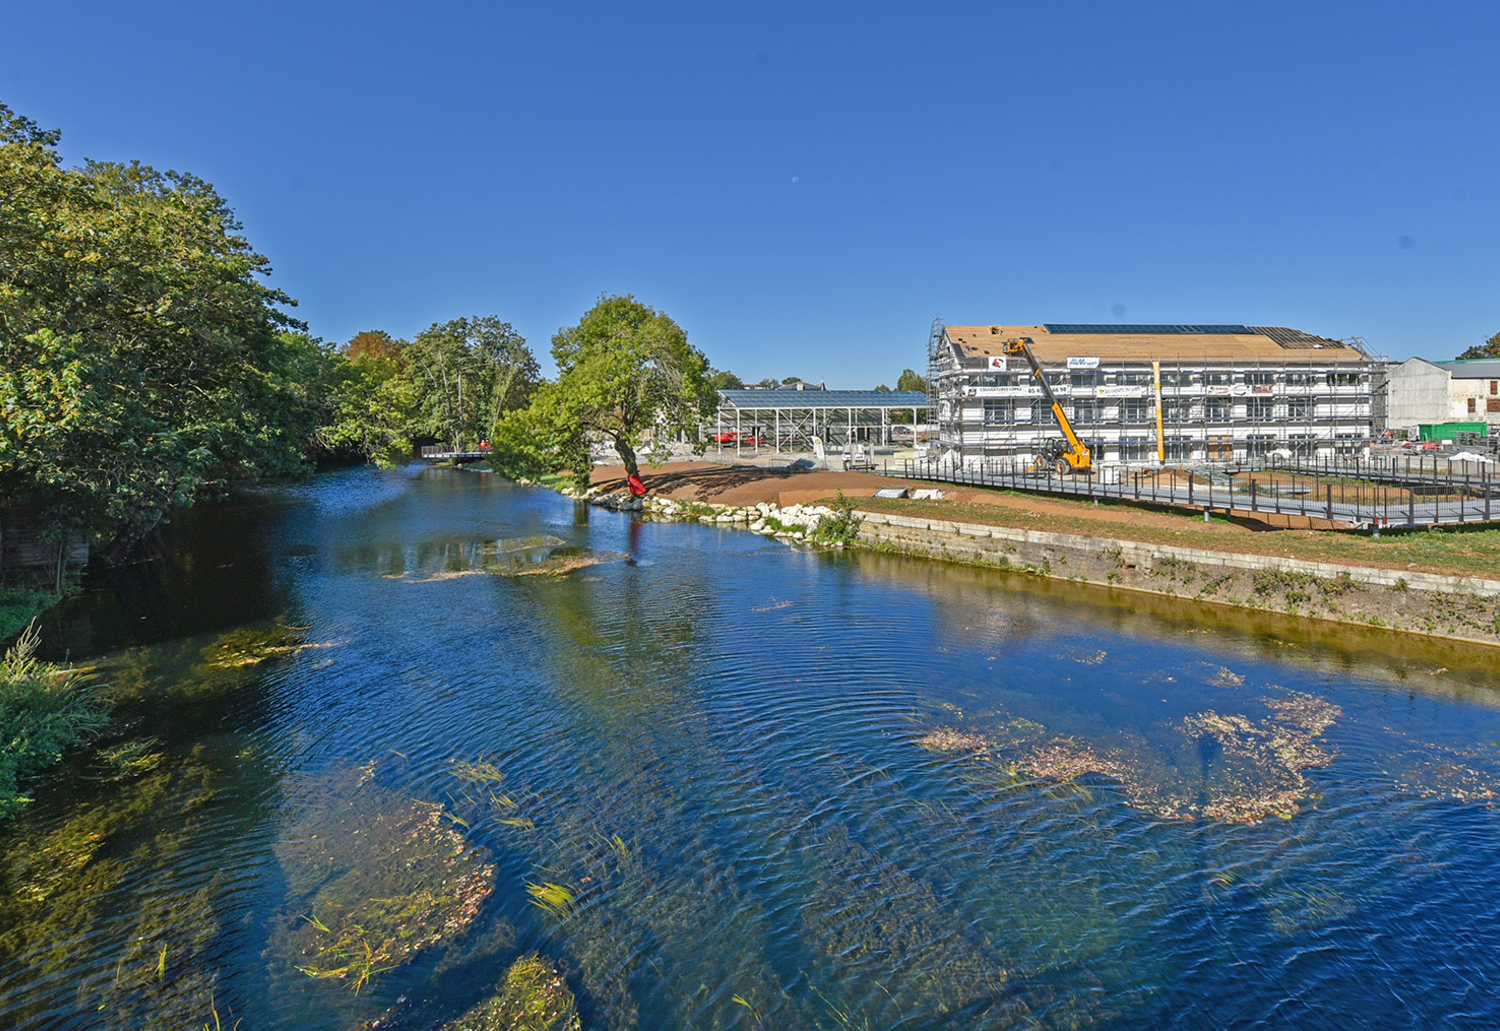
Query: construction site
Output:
[[926, 321, 1384, 465]]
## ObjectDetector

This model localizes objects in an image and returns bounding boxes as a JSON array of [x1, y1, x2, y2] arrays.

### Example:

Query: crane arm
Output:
[[1002, 337, 1092, 471]]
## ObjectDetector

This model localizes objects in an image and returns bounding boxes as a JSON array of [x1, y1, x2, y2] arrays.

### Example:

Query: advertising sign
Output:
[[1250, 386, 1274, 396], [1099, 385, 1150, 398], [988, 356, 1008, 371], [1067, 356, 1101, 370], [962, 386, 1048, 398]]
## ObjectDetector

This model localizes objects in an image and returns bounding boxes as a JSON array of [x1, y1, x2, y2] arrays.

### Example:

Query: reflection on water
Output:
[[4, 465, 1500, 1030]]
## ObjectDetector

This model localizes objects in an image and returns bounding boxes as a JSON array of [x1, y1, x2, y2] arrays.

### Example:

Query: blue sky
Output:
[[6, 1, 1497, 383]]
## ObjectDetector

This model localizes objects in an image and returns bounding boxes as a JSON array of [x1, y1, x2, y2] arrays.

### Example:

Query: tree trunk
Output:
[[614, 438, 640, 479]]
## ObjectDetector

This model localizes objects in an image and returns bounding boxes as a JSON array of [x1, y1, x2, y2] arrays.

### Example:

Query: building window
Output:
[[1469, 397, 1478, 414], [1205, 398, 1233, 420], [1285, 397, 1311, 420], [1120, 400, 1152, 423], [1071, 401, 1100, 424], [1119, 439, 1154, 460], [1491, 380, 1497, 395], [1246, 434, 1278, 457], [1116, 372, 1152, 386], [1246, 398, 1274, 420], [1245, 372, 1275, 386], [1286, 372, 1318, 386], [983, 400, 1016, 423], [1326, 372, 1361, 387], [1204, 371, 1232, 386], [1164, 440, 1194, 460], [1162, 401, 1190, 422], [1070, 373, 1098, 389]]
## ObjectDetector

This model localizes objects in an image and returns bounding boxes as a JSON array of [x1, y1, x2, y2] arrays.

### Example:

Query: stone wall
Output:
[[856, 510, 1500, 647]]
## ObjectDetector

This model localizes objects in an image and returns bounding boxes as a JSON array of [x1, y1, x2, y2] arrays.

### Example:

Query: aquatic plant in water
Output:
[[918, 687, 1345, 823], [441, 953, 581, 1030], [272, 764, 497, 994], [0, 623, 110, 818]]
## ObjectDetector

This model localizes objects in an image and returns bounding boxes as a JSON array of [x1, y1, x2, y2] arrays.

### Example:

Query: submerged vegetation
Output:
[[0, 624, 108, 818], [918, 683, 1344, 824], [272, 764, 497, 995]]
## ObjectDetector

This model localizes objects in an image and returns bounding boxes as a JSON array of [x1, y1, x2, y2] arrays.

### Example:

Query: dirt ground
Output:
[[590, 460, 1269, 537]]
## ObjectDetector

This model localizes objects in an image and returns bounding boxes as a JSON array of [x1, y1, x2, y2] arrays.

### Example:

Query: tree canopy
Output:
[[500, 295, 716, 489], [0, 102, 312, 555], [1457, 332, 1500, 361], [404, 317, 538, 452], [896, 368, 928, 393]]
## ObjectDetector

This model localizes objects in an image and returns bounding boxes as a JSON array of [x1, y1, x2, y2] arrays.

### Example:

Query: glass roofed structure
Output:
[[710, 388, 928, 454]]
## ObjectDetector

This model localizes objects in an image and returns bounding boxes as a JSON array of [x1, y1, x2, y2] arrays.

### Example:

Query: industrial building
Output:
[[926, 322, 1382, 464], [711, 388, 928, 453], [1386, 357, 1500, 436]]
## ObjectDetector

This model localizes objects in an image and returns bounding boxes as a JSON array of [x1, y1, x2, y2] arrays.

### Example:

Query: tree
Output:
[[896, 368, 928, 393], [1457, 332, 1500, 360], [343, 329, 404, 364], [319, 331, 414, 466], [707, 367, 743, 391], [404, 317, 538, 451], [0, 102, 310, 559], [519, 294, 717, 489], [754, 377, 780, 390]]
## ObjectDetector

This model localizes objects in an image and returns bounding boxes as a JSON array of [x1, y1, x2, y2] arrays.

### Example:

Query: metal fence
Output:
[[893, 455, 1500, 530]]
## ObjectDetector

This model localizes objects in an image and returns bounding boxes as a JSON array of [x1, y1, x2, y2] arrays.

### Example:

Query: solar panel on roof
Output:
[[1042, 324, 1253, 335]]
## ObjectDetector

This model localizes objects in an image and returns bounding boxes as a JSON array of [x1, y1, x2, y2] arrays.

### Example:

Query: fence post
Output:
[[1188, 474, 1194, 508], [1327, 484, 1333, 522]]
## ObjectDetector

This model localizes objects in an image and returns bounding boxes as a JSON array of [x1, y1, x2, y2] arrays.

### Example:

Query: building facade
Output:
[[1386, 357, 1500, 432], [929, 323, 1380, 464]]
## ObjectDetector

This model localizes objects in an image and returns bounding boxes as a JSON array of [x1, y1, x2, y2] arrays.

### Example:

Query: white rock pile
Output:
[[548, 486, 847, 546]]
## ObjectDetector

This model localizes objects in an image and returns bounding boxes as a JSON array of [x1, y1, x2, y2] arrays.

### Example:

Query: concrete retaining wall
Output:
[[855, 510, 1500, 646]]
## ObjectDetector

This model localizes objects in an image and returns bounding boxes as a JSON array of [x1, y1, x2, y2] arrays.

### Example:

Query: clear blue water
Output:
[[4, 465, 1500, 1030]]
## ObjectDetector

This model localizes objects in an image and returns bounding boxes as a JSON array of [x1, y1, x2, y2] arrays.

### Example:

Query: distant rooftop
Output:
[[719, 389, 927, 408], [944, 324, 1364, 363]]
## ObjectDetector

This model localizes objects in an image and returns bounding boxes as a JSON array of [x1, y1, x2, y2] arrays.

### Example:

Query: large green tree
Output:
[[316, 330, 414, 466], [404, 317, 538, 451], [1457, 332, 1500, 360], [514, 295, 717, 489], [0, 102, 310, 558]]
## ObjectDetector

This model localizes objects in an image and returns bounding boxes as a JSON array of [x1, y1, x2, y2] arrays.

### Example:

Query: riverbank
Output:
[[576, 460, 1500, 647]]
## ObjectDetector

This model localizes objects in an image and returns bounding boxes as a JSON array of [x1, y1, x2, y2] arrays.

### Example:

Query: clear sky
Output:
[[6, 1, 1497, 384]]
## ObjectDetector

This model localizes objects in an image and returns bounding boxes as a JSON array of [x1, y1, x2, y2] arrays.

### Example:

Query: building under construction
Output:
[[926, 322, 1384, 464]]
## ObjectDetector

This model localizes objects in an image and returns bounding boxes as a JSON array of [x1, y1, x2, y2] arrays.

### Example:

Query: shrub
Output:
[[0, 625, 109, 819], [811, 491, 864, 546]]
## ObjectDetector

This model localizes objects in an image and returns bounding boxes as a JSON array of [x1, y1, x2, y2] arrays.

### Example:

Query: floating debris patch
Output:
[[920, 690, 1344, 824]]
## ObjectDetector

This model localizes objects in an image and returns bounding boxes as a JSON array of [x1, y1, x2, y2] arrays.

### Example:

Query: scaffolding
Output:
[[930, 325, 1383, 465]]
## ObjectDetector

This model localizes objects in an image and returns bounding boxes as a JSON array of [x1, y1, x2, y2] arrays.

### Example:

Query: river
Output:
[[4, 465, 1500, 1030]]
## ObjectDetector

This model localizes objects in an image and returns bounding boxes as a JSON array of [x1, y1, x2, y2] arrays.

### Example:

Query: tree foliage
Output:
[[0, 101, 310, 555], [503, 295, 716, 489], [1457, 332, 1500, 361], [896, 368, 928, 393], [315, 331, 414, 467], [404, 317, 538, 451]]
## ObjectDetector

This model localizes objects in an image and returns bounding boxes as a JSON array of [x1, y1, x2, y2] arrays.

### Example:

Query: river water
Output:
[[4, 465, 1500, 1030]]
